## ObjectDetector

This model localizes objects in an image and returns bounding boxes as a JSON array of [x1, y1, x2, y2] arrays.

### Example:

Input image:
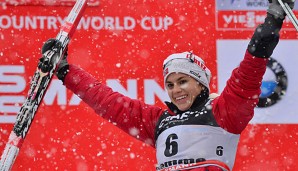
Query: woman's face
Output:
[[165, 73, 204, 111]]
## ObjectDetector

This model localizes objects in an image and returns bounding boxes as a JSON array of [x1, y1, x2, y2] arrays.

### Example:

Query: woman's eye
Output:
[[167, 84, 174, 89], [179, 80, 187, 85]]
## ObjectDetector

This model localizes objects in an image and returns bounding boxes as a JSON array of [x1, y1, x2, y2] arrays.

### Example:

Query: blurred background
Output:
[[1, 0, 298, 170]]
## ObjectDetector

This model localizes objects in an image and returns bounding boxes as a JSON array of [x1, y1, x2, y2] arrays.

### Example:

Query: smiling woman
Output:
[[165, 73, 204, 111]]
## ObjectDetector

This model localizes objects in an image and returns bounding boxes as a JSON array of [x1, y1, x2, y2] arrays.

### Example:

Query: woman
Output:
[[39, 0, 294, 170]]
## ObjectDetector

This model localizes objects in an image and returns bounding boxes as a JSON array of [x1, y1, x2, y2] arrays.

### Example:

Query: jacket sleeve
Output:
[[212, 50, 268, 134], [63, 64, 164, 147]]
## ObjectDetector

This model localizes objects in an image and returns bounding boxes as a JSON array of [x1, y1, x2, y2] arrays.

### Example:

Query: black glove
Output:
[[247, 13, 284, 58], [248, 0, 296, 58], [40, 38, 69, 82]]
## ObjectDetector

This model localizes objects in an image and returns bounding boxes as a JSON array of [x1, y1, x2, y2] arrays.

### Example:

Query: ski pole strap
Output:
[[56, 64, 69, 82]]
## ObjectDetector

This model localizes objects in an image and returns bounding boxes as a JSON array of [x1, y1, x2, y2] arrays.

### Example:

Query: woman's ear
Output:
[[198, 82, 205, 90]]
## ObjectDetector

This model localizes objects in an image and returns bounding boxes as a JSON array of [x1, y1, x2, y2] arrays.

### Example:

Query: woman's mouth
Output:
[[175, 95, 188, 102]]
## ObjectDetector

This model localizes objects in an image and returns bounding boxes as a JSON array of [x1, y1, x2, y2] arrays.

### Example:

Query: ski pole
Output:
[[277, 0, 298, 31]]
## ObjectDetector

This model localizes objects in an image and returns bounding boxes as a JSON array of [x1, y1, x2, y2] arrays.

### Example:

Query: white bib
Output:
[[155, 125, 239, 170]]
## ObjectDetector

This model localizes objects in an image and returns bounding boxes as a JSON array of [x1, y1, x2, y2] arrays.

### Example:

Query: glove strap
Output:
[[56, 65, 69, 83]]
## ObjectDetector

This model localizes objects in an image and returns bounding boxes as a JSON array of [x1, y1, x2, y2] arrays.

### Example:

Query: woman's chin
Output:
[[176, 102, 192, 111]]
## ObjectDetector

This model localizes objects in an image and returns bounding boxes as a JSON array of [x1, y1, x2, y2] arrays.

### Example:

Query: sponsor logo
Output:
[[186, 54, 207, 71], [158, 110, 208, 129], [0, 15, 173, 31], [245, 0, 269, 7], [0, 65, 170, 123], [156, 158, 206, 170], [163, 68, 169, 76], [216, 0, 269, 10], [215, 0, 297, 30], [258, 57, 287, 108], [231, 0, 266, 6], [189, 70, 201, 79]]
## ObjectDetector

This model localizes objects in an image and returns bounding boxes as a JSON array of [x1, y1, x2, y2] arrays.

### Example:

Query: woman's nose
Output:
[[172, 84, 182, 93]]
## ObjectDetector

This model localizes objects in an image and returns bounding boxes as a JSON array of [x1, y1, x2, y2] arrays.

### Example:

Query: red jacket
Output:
[[63, 50, 267, 170]]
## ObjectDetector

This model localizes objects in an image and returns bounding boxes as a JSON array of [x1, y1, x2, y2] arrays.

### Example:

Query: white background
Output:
[[217, 40, 298, 123]]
